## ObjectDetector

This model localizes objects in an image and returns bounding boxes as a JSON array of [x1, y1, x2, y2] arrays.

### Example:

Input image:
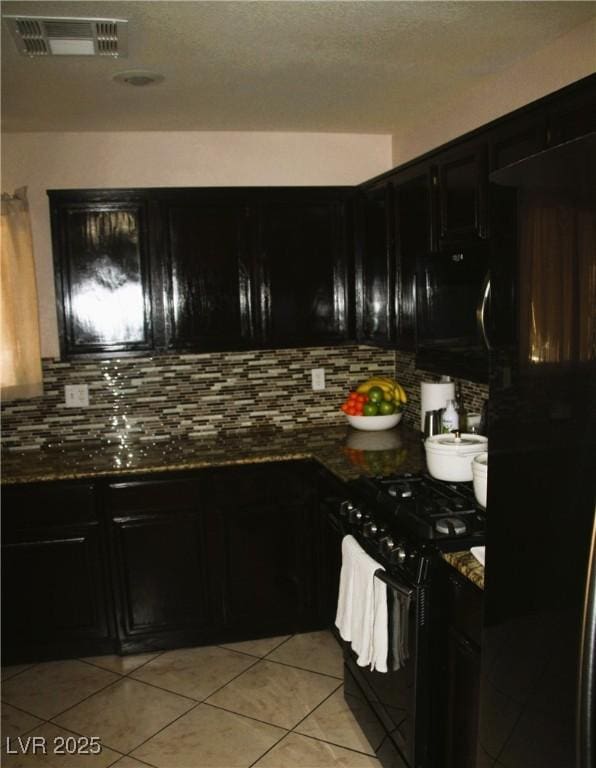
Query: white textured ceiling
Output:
[[2, 0, 595, 133]]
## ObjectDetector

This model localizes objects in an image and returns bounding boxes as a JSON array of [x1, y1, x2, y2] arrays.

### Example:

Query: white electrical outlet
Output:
[[311, 368, 325, 391], [65, 384, 89, 408]]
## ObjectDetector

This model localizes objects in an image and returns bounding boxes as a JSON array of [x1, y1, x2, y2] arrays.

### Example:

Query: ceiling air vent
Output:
[[4, 16, 128, 57]]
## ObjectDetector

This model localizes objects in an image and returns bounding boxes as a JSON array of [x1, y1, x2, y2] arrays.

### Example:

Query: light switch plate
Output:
[[311, 368, 325, 391], [65, 384, 89, 408]]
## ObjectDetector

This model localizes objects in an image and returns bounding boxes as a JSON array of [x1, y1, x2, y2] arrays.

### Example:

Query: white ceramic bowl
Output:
[[424, 433, 488, 482], [472, 452, 488, 508], [346, 412, 403, 431]]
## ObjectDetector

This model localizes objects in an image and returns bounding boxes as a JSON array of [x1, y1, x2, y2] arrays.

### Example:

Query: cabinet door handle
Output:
[[578, 513, 596, 768], [476, 272, 492, 351]]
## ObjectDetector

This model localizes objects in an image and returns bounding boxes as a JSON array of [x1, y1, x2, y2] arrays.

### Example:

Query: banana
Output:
[[394, 382, 408, 404], [356, 378, 393, 397], [356, 376, 408, 405]]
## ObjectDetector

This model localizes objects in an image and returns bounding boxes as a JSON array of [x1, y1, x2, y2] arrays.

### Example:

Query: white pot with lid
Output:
[[472, 452, 488, 508], [424, 432, 488, 482]]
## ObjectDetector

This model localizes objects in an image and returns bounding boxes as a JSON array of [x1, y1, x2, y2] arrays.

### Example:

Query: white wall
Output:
[[1, 131, 392, 358], [391, 17, 596, 165]]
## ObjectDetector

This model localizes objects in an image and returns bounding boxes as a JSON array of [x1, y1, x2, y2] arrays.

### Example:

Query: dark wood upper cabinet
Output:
[[158, 193, 255, 351], [50, 187, 352, 358], [546, 75, 596, 148], [393, 167, 434, 351], [488, 108, 547, 172], [256, 191, 352, 347], [436, 141, 489, 244], [354, 182, 395, 346], [50, 193, 154, 358]]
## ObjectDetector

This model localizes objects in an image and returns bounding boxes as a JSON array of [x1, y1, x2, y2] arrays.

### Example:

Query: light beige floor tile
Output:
[[267, 631, 344, 678], [1, 704, 43, 740], [130, 645, 257, 700], [254, 732, 381, 767], [81, 653, 162, 676], [132, 703, 285, 768], [220, 635, 291, 658], [206, 659, 340, 729], [295, 688, 385, 755], [109, 758, 153, 768], [2, 722, 121, 768], [1, 661, 119, 720], [2, 664, 36, 682], [53, 678, 194, 754]]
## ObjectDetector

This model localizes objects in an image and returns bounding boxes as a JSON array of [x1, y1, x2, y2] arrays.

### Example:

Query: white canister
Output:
[[424, 433, 488, 482], [420, 380, 455, 430]]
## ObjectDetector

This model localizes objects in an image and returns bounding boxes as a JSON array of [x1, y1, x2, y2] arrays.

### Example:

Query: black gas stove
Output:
[[328, 474, 485, 768], [329, 471, 486, 768], [334, 471, 486, 584], [352, 472, 486, 550]]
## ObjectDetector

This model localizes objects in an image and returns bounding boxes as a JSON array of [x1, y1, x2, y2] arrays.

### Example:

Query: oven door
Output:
[[342, 569, 430, 768]]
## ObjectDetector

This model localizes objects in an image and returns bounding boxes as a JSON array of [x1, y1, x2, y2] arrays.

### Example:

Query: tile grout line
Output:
[[78, 649, 168, 677], [0, 664, 38, 683], [258, 655, 344, 681], [123, 652, 269, 760]]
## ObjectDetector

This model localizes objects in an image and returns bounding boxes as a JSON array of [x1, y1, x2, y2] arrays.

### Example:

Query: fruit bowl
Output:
[[346, 413, 403, 431]]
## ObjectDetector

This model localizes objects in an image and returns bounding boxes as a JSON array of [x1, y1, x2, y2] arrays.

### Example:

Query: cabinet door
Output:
[[355, 183, 395, 346], [437, 142, 489, 243], [393, 168, 434, 351], [445, 627, 481, 768], [1, 483, 114, 663], [51, 194, 154, 357], [257, 193, 351, 347], [208, 462, 317, 636], [107, 477, 213, 652], [160, 194, 255, 350]]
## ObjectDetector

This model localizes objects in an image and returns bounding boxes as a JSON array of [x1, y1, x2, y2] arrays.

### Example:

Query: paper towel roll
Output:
[[420, 381, 455, 430]]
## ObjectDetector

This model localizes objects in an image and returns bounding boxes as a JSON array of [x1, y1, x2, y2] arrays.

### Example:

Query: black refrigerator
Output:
[[478, 133, 596, 767]]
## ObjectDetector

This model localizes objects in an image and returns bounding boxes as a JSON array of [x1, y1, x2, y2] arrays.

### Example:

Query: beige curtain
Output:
[[1, 188, 43, 400]]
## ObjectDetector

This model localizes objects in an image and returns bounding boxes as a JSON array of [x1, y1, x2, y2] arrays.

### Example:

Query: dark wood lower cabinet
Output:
[[443, 565, 483, 768], [1, 482, 115, 663], [1, 460, 329, 662], [207, 461, 320, 638], [446, 626, 481, 768], [106, 475, 214, 654]]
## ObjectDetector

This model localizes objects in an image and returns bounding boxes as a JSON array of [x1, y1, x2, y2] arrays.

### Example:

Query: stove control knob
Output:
[[388, 544, 407, 565], [339, 500, 354, 517], [348, 506, 365, 524], [363, 521, 385, 539]]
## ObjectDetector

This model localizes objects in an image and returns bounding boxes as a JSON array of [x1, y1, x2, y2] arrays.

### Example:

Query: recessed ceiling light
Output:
[[113, 70, 164, 87]]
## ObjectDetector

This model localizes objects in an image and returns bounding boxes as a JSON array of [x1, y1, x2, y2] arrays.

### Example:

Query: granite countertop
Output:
[[442, 551, 485, 590], [1, 422, 426, 485]]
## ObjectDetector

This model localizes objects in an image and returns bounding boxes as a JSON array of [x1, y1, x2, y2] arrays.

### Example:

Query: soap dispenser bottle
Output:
[[442, 399, 460, 433]]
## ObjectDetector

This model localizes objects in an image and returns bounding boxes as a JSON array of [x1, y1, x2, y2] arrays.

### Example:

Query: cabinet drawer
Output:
[[107, 477, 199, 516], [2, 482, 97, 527]]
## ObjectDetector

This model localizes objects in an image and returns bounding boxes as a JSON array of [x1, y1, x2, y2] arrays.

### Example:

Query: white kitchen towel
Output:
[[335, 534, 388, 672]]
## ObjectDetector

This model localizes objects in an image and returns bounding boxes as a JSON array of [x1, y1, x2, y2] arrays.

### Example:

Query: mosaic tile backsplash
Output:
[[1, 346, 488, 451]]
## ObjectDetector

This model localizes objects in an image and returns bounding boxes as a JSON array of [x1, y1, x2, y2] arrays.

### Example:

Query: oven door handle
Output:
[[374, 569, 414, 600]]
